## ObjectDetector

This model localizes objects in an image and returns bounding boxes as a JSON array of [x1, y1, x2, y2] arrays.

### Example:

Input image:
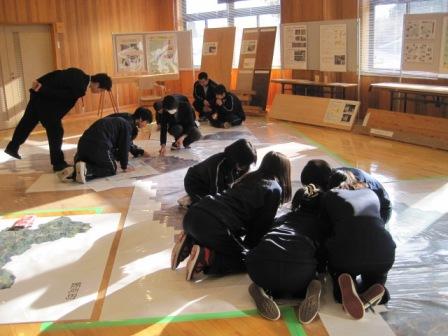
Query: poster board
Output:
[[281, 19, 358, 72], [439, 16, 448, 74], [200, 27, 236, 89], [270, 94, 359, 131], [401, 13, 446, 73], [112, 30, 193, 76]]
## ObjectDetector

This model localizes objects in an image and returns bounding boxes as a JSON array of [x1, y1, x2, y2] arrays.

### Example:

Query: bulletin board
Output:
[[200, 27, 236, 89], [401, 13, 447, 74], [112, 30, 193, 76], [281, 19, 359, 72]]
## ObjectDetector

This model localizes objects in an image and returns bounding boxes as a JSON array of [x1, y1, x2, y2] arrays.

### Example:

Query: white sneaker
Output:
[[177, 195, 192, 208], [57, 166, 74, 183], [75, 161, 87, 184]]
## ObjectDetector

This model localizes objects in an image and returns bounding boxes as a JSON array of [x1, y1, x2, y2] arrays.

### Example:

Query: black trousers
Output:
[[246, 251, 316, 298], [184, 173, 207, 204], [329, 261, 394, 304], [169, 125, 201, 147], [209, 113, 243, 128], [8, 96, 66, 169], [193, 100, 212, 119], [183, 207, 246, 275], [75, 140, 117, 180]]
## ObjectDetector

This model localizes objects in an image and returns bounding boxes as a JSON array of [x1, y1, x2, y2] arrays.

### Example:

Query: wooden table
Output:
[[271, 78, 358, 99], [369, 82, 448, 113]]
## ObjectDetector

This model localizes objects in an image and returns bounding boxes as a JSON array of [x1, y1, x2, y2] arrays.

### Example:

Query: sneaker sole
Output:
[[248, 283, 281, 321], [75, 163, 86, 184], [298, 279, 322, 324], [361, 284, 385, 309], [339, 274, 364, 320], [186, 245, 200, 281], [171, 233, 188, 270]]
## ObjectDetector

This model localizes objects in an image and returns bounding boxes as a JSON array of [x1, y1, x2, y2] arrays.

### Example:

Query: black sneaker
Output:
[[360, 284, 385, 312], [298, 279, 322, 324], [4, 146, 21, 160], [248, 283, 281, 321], [171, 232, 194, 270], [171, 142, 180, 150]]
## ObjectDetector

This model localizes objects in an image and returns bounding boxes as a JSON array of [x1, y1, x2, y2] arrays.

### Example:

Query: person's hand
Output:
[[159, 145, 166, 156], [216, 99, 223, 106], [211, 113, 218, 120], [204, 100, 210, 107], [123, 166, 135, 172], [204, 105, 212, 113], [32, 81, 42, 92]]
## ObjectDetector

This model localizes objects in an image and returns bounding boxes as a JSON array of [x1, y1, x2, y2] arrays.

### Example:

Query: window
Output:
[[361, 0, 448, 75], [180, 0, 281, 67]]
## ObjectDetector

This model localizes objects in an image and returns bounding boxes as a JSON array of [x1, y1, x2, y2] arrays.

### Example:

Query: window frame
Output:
[[180, 0, 281, 68]]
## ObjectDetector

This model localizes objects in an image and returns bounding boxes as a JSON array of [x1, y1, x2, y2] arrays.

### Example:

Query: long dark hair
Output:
[[237, 151, 292, 204]]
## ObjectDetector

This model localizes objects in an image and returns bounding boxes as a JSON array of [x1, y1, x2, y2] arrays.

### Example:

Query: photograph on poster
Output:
[[241, 40, 257, 54], [146, 34, 178, 75], [343, 104, 356, 113], [203, 42, 218, 55], [114, 35, 146, 73], [341, 114, 352, 122]]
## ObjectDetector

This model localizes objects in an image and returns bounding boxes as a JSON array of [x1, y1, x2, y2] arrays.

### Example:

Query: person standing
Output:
[[4, 68, 112, 171]]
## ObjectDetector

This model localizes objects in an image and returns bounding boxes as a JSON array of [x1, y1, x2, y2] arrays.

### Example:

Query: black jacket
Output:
[[184, 152, 245, 200], [106, 113, 144, 157], [193, 178, 282, 248], [34, 68, 90, 119], [217, 92, 245, 121], [323, 188, 396, 267], [335, 167, 392, 222], [193, 79, 217, 104], [160, 94, 196, 145], [79, 117, 132, 169]]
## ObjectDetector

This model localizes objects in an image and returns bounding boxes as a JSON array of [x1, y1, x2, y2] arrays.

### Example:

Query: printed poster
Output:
[[324, 99, 359, 126], [241, 40, 257, 54], [405, 20, 437, 40], [404, 41, 435, 64], [114, 34, 146, 73], [320, 24, 347, 72], [145, 33, 179, 75], [243, 58, 255, 69], [203, 42, 218, 56], [282, 24, 307, 69], [439, 16, 448, 73]]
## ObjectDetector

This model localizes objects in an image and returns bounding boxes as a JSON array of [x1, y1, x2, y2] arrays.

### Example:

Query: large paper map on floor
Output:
[[0, 213, 121, 324]]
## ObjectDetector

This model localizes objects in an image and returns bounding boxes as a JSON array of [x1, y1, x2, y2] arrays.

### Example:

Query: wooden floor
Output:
[[0, 113, 447, 336]]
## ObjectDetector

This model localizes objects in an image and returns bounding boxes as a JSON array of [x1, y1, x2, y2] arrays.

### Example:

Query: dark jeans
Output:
[[193, 100, 213, 119], [246, 252, 316, 298], [8, 96, 67, 169], [209, 113, 243, 128], [183, 207, 246, 275], [75, 140, 117, 180], [169, 125, 201, 147], [329, 261, 393, 304]]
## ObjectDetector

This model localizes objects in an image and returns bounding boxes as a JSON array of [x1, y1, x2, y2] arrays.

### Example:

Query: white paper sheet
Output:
[[320, 24, 347, 72], [0, 213, 121, 323]]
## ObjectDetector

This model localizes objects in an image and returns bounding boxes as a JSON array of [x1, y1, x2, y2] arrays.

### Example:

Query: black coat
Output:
[[160, 94, 196, 145], [193, 177, 282, 248], [184, 152, 243, 200], [323, 188, 396, 268], [217, 92, 245, 121], [79, 117, 132, 169], [106, 113, 144, 157], [33, 68, 90, 120], [193, 79, 217, 104]]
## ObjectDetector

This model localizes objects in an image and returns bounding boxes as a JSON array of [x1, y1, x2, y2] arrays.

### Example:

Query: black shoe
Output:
[[53, 162, 70, 172], [4, 146, 21, 160]]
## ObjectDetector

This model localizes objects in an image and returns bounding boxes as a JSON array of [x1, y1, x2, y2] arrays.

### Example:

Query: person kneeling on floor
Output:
[[177, 139, 257, 208], [158, 94, 201, 156], [210, 85, 245, 129], [246, 184, 329, 323], [58, 117, 133, 184]]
